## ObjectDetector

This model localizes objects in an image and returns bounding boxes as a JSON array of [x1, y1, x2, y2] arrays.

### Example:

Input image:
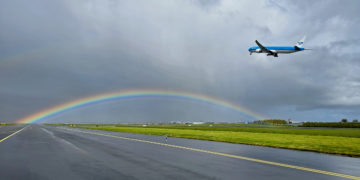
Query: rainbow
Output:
[[16, 90, 265, 124]]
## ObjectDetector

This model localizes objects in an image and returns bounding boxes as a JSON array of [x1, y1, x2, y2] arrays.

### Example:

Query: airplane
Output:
[[248, 36, 308, 57]]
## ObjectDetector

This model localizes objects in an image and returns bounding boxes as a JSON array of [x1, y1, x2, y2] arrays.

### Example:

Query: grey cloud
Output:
[[1, 0, 360, 123]]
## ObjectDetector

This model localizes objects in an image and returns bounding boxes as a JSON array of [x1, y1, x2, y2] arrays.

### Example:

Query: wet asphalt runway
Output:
[[0, 124, 359, 180]]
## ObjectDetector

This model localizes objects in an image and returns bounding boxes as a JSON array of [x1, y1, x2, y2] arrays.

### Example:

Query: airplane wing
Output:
[[255, 40, 274, 55]]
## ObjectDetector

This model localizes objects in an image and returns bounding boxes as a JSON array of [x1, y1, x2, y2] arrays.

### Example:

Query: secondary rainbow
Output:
[[16, 90, 265, 124]]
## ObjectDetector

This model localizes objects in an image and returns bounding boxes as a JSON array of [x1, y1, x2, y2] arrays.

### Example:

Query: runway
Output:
[[0, 125, 359, 180]]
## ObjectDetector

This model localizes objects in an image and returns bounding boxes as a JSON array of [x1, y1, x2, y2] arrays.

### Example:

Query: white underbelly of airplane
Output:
[[275, 50, 295, 54]]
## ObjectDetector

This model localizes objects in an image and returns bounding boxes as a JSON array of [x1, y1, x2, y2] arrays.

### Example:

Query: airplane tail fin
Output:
[[295, 36, 306, 48]]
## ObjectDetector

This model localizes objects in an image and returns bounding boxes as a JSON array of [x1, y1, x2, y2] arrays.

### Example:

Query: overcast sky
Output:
[[1, 0, 360, 123]]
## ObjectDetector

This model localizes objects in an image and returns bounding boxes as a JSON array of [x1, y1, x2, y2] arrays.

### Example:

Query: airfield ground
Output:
[[72, 124, 360, 157], [1, 124, 360, 179]]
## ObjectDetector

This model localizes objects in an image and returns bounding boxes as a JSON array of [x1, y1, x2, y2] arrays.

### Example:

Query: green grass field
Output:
[[75, 125, 360, 157], [0, 123, 17, 126], [135, 125, 360, 138]]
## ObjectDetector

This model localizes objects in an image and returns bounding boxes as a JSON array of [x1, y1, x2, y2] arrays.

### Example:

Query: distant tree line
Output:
[[301, 122, 360, 128], [253, 119, 287, 125], [341, 118, 358, 123]]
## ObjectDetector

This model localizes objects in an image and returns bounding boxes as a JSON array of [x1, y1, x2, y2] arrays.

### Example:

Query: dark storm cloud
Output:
[[1, 0, 360, 123]]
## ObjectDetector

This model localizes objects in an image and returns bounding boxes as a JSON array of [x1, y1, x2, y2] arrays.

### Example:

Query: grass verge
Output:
[[135, 126, 360, 138], [77, 126, 360, 157]]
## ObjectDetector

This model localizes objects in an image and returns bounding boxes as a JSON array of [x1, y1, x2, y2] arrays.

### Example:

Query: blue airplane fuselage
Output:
[[248, 46, 305, 54]]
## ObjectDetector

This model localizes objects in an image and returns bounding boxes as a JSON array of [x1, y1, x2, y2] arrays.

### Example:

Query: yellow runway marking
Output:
[[0, 126, 27, 143], [62, 127, 360, 180]]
